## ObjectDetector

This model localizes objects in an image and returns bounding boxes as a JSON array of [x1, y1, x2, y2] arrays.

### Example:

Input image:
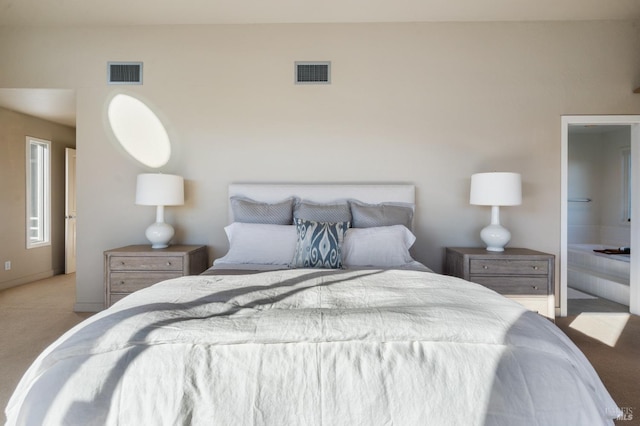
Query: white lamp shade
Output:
[[470, 172, 522, 206], [135, 174, 184, 206]]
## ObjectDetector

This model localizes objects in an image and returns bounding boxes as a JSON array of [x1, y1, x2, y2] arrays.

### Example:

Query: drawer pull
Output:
[[166, 261, 172, 266], [532, 266, 539, 270], [532, 286, 539, 290], [483, 265, 489, 269], [121, 261, 125, 266]]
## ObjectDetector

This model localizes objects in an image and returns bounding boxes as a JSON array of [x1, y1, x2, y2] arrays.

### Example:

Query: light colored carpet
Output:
[[556, 313, 640, 425], [1, 275, 638, 425], [0, 274, 91, 424]]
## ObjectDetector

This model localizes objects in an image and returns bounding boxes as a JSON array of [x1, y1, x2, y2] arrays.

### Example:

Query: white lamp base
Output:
[[480, 223, 511, 252], [145, 222, 174, 249], [479, 205, 511, 252]]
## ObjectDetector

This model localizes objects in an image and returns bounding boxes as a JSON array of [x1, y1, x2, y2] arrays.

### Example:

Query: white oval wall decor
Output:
[[107, 94, 171, 168]]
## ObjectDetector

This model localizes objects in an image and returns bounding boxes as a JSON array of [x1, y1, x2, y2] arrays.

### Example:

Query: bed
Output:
[[5, 184, 621, 425]]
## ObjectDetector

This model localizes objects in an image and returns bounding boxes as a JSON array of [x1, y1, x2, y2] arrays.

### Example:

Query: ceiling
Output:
[[0, 89, 76, 127], [1, 0, 639, 128], [2, 0, 640, 26]]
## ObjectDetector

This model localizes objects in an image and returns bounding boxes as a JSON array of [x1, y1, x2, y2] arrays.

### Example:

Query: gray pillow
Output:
[[230, 196, 295, 225], [349, 201, 414, 229], [293, 200, 352, 223]]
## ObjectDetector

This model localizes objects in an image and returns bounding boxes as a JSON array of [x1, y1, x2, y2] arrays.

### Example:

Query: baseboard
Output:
[[0, 270, 54, 291], [73, 302, 104, 313]]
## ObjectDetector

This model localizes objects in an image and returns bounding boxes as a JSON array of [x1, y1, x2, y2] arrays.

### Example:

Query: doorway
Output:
[[561, 115, 640, 317]]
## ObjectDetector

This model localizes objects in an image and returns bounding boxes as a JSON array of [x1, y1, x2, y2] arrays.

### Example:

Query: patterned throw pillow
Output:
[[290, 218, 350, 269]]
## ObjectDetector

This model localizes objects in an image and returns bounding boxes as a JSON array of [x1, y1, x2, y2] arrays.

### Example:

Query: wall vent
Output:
[[108, 62, 143, 85], [295, 61, 331, 84]]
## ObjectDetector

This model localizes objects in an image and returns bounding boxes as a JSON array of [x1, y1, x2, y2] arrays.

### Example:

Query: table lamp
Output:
[[470, 172, 522, 252], [135, 173, 184, 249]]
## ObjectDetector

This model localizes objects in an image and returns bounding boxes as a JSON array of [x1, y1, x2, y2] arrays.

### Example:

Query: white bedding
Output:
[[6, 269, 619, 425]]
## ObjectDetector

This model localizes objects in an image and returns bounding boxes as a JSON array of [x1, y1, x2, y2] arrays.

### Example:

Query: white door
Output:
[[65, 148, 77, 274]]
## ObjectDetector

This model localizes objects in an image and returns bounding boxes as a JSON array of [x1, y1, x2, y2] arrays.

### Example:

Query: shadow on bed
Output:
[[483, 311, 620, 424], [11, 268, 620, 425], [23, 269, 383, 425]]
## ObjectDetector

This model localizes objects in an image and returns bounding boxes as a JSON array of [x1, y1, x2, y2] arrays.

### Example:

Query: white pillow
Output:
[[214, 222, 297, 265], [342, 225, 416, 268]]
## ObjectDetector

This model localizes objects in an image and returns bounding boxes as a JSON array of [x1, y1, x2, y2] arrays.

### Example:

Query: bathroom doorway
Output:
[[566, 125, 630, 315], [561, 116, 640, 317]]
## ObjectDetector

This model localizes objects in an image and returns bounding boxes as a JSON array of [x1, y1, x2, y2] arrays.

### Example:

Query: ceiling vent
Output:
[[295, 61, 331, 84], [108, 62, 143, 85]]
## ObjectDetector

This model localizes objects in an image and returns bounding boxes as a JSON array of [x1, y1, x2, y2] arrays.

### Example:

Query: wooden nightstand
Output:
[[444, 247, 555, 319], [104, 244, 208, 308]]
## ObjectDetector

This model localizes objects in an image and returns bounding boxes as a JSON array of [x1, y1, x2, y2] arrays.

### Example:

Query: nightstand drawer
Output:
[[509, 296, 550, 315], [109, 293, 129, 305], [109, 256, 183, 271], [469, 259, 548, 275], [471, 276, 549, 295], [105, 245, 208, 309], [109, 272, 182, 292], [445, 247, 555, 320]]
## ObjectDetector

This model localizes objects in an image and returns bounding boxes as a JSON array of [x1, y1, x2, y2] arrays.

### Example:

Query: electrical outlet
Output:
[[4, 261, 11, 271]]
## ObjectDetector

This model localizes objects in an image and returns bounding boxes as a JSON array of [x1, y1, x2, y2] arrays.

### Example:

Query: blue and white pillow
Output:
[[290, 218, 350, 269]]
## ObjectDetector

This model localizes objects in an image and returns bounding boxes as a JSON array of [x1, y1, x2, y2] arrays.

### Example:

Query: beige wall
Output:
[[0, 107, 76, 290], [1, 21, 639, 311]]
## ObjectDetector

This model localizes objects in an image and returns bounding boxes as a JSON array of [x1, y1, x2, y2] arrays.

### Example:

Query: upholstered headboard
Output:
[[227, 183, 415, 225]]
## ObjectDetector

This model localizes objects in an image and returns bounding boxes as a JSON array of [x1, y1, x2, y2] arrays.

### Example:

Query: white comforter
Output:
[[6, 269, 619, 425]]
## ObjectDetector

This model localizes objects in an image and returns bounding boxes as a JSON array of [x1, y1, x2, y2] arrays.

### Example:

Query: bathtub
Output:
[[567, 244, 629, 306]]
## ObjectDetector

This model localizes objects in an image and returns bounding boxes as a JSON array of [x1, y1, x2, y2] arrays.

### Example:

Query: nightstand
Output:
[[444, 247, 555, 319], [104, 244, 208, 308]]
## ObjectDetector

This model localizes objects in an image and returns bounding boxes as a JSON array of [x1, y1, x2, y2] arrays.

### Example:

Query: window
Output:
[[26, 137, 51, 248], [622, 147, 631, 223], [107, 94, 171, 168]]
